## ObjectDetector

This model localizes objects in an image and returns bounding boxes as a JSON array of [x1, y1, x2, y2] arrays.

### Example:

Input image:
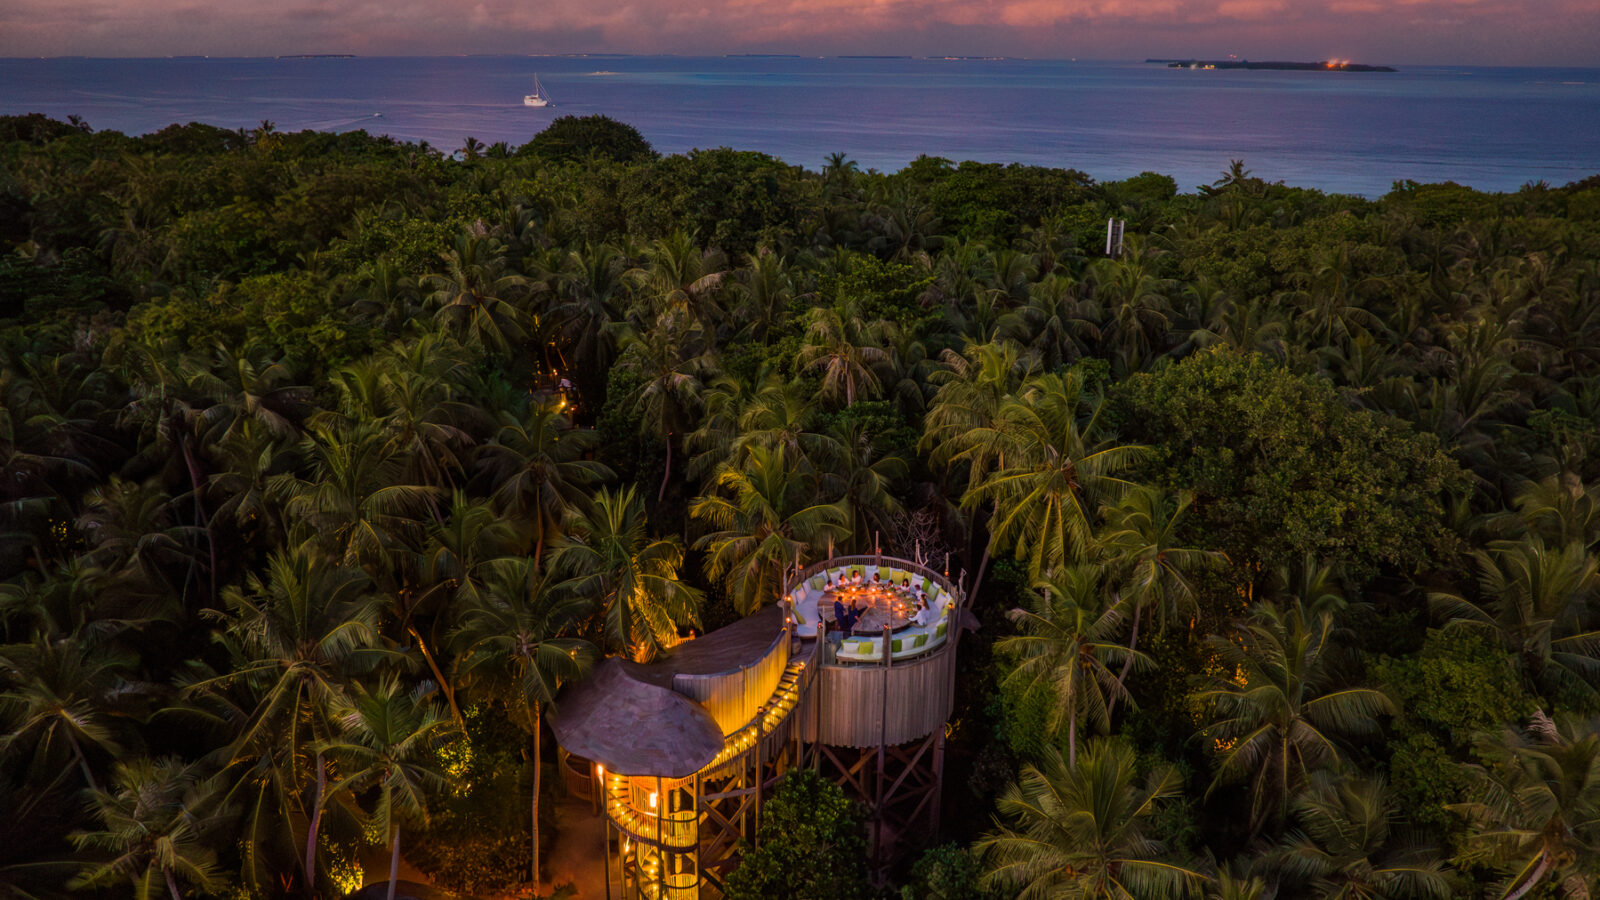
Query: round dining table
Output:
[[822, 582, 917, 634]]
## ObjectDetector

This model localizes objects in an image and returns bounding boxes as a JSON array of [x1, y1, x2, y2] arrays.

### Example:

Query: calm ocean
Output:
[[3, 55, 1598, 196]]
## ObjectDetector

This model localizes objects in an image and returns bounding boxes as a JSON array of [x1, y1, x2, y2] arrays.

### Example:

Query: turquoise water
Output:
[[3, 55, 1598, 195]]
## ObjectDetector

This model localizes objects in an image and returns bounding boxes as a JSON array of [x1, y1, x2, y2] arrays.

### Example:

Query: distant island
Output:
[[1149, 58, 1397, 72], [276, 54, 356, 59]]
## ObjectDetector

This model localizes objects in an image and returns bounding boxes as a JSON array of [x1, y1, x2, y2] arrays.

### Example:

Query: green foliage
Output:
[[522, 114, 656, 164], [1117, 348, 1463, 577], [0, 112, 91, 145], [1103, 171, 1179, 209], [992, 673, 1054, 762], [126, 270, 377, 368], [1376, 628, 1535, 743], [3, 110, 1600, 900], [722, 769, 870, 900], [408, 704, 533, 894], [621, 148, 816, 255], [0, 247, 125, 323], [1383, 179, 1505, 225], [913, 160, 1095, 243], [1372, 628, 1535, 829], [818, 252, 936, 335], [900, 843, 993, 900]]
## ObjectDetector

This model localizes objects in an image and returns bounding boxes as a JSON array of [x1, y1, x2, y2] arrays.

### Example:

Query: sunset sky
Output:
[[2, 0, 1597, 66]]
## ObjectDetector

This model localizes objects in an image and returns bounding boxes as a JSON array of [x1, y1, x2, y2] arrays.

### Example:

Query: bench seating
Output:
[[790, 563, 956, 662]]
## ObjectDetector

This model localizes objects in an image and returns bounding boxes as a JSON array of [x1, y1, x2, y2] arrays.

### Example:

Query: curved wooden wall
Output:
[[805, 647, 956, 748], [671, 629, 790, 736]]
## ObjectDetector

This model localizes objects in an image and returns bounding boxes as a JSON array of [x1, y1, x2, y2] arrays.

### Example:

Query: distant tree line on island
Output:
[[2, 110, 1600, 899]]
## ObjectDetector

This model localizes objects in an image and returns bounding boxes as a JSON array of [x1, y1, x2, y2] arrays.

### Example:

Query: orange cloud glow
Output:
[[0, 0, 1595, 64]]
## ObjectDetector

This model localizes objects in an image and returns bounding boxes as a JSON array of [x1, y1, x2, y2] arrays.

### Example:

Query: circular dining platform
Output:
[[784, 558, 955, 664]]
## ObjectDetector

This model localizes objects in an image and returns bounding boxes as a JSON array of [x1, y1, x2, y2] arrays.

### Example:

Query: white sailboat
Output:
[[523, 74, 552, 108]]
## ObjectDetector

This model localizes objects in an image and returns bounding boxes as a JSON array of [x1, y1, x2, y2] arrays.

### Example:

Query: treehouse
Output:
[[550, 554, 973, 899]]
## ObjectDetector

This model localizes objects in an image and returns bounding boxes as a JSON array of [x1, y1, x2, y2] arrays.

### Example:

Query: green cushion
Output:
[[849, 641, 872, 654], [912, 634, 928, 648], [809, 575, 825, 590], [935, 622, 948, 639]]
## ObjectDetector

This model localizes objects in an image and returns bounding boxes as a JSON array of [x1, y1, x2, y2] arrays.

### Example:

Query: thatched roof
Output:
[[550, 605, 790, 777], [550, 658, 724, 778]]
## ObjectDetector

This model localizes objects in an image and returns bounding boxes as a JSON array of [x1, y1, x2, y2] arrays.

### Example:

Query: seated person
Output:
[[900, 576, 911, 588], [852, 570, 864, 586], [871, 571, 882, 584], [912, 598, 934, 627]]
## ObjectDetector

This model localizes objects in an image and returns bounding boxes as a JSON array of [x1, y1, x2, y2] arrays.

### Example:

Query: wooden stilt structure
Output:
[[553, 554, 973, 898]]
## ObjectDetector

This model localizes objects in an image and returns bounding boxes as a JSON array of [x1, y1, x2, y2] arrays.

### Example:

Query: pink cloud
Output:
[[0, 0, 1594, 64]]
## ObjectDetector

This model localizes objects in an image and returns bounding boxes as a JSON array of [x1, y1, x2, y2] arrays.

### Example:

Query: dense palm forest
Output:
[[2, 110, 1599, 900]]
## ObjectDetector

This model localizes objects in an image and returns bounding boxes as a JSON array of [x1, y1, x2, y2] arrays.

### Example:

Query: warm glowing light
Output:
[[649, 791, 658, 809]]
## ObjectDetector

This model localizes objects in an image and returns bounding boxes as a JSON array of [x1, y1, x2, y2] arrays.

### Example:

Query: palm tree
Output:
[[76, 475, 200, 605], [181, 345, 307, 448], [406, 491, 521, 722], [1099, 487, 1221, 710], [475, 398, 612, 567], [976, 738, 1206, 899], [731, 250, 797, 343], [185, 546, 388, 894], [1090, 238, 1175, 373], [276, 424, 440, 573], [997, 274, 1101, 370], [423, 232, 529, 356], [690, 445, 851, 615], [0, 634, 135, 793], [921, 341, 1036, 475], [998, 566, 1144, 768], [1197, 600, 1395, 835], [796, 298, 896, 407], [819, 417, 907, 552], [551, 243, 627, 390], [921, 340, 1040, 597], [1268, 772, 1451, 900], [453, 557, 595, 884], [1452, 713, 1600, 900], [70, 757, 223, 900], [629, 230, 728, 329], [1429, 537, 1600, 701], [322, 676, 455, 900], [729, 374, 833, 472], [549, 485, 703, 660], [1505, 473, 1600, 551], [961, 372, 1146, 579], [615, 314, 713, 502]]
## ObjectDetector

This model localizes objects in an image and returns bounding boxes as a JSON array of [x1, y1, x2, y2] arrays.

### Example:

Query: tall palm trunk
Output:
[[1067, 708, 1078, 770], [178, 434, 218, 604], [407, 626, 462, 725], [305, 752, 326, 898], [1503, 853, 1551, 900], [1109, 594, 1139, 718], [165, 868, 185, 900], [385, 823, 401, 900], [658, 438, 673, 503], [64, 729, 98, 792], [531, 707, 543, 885]]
